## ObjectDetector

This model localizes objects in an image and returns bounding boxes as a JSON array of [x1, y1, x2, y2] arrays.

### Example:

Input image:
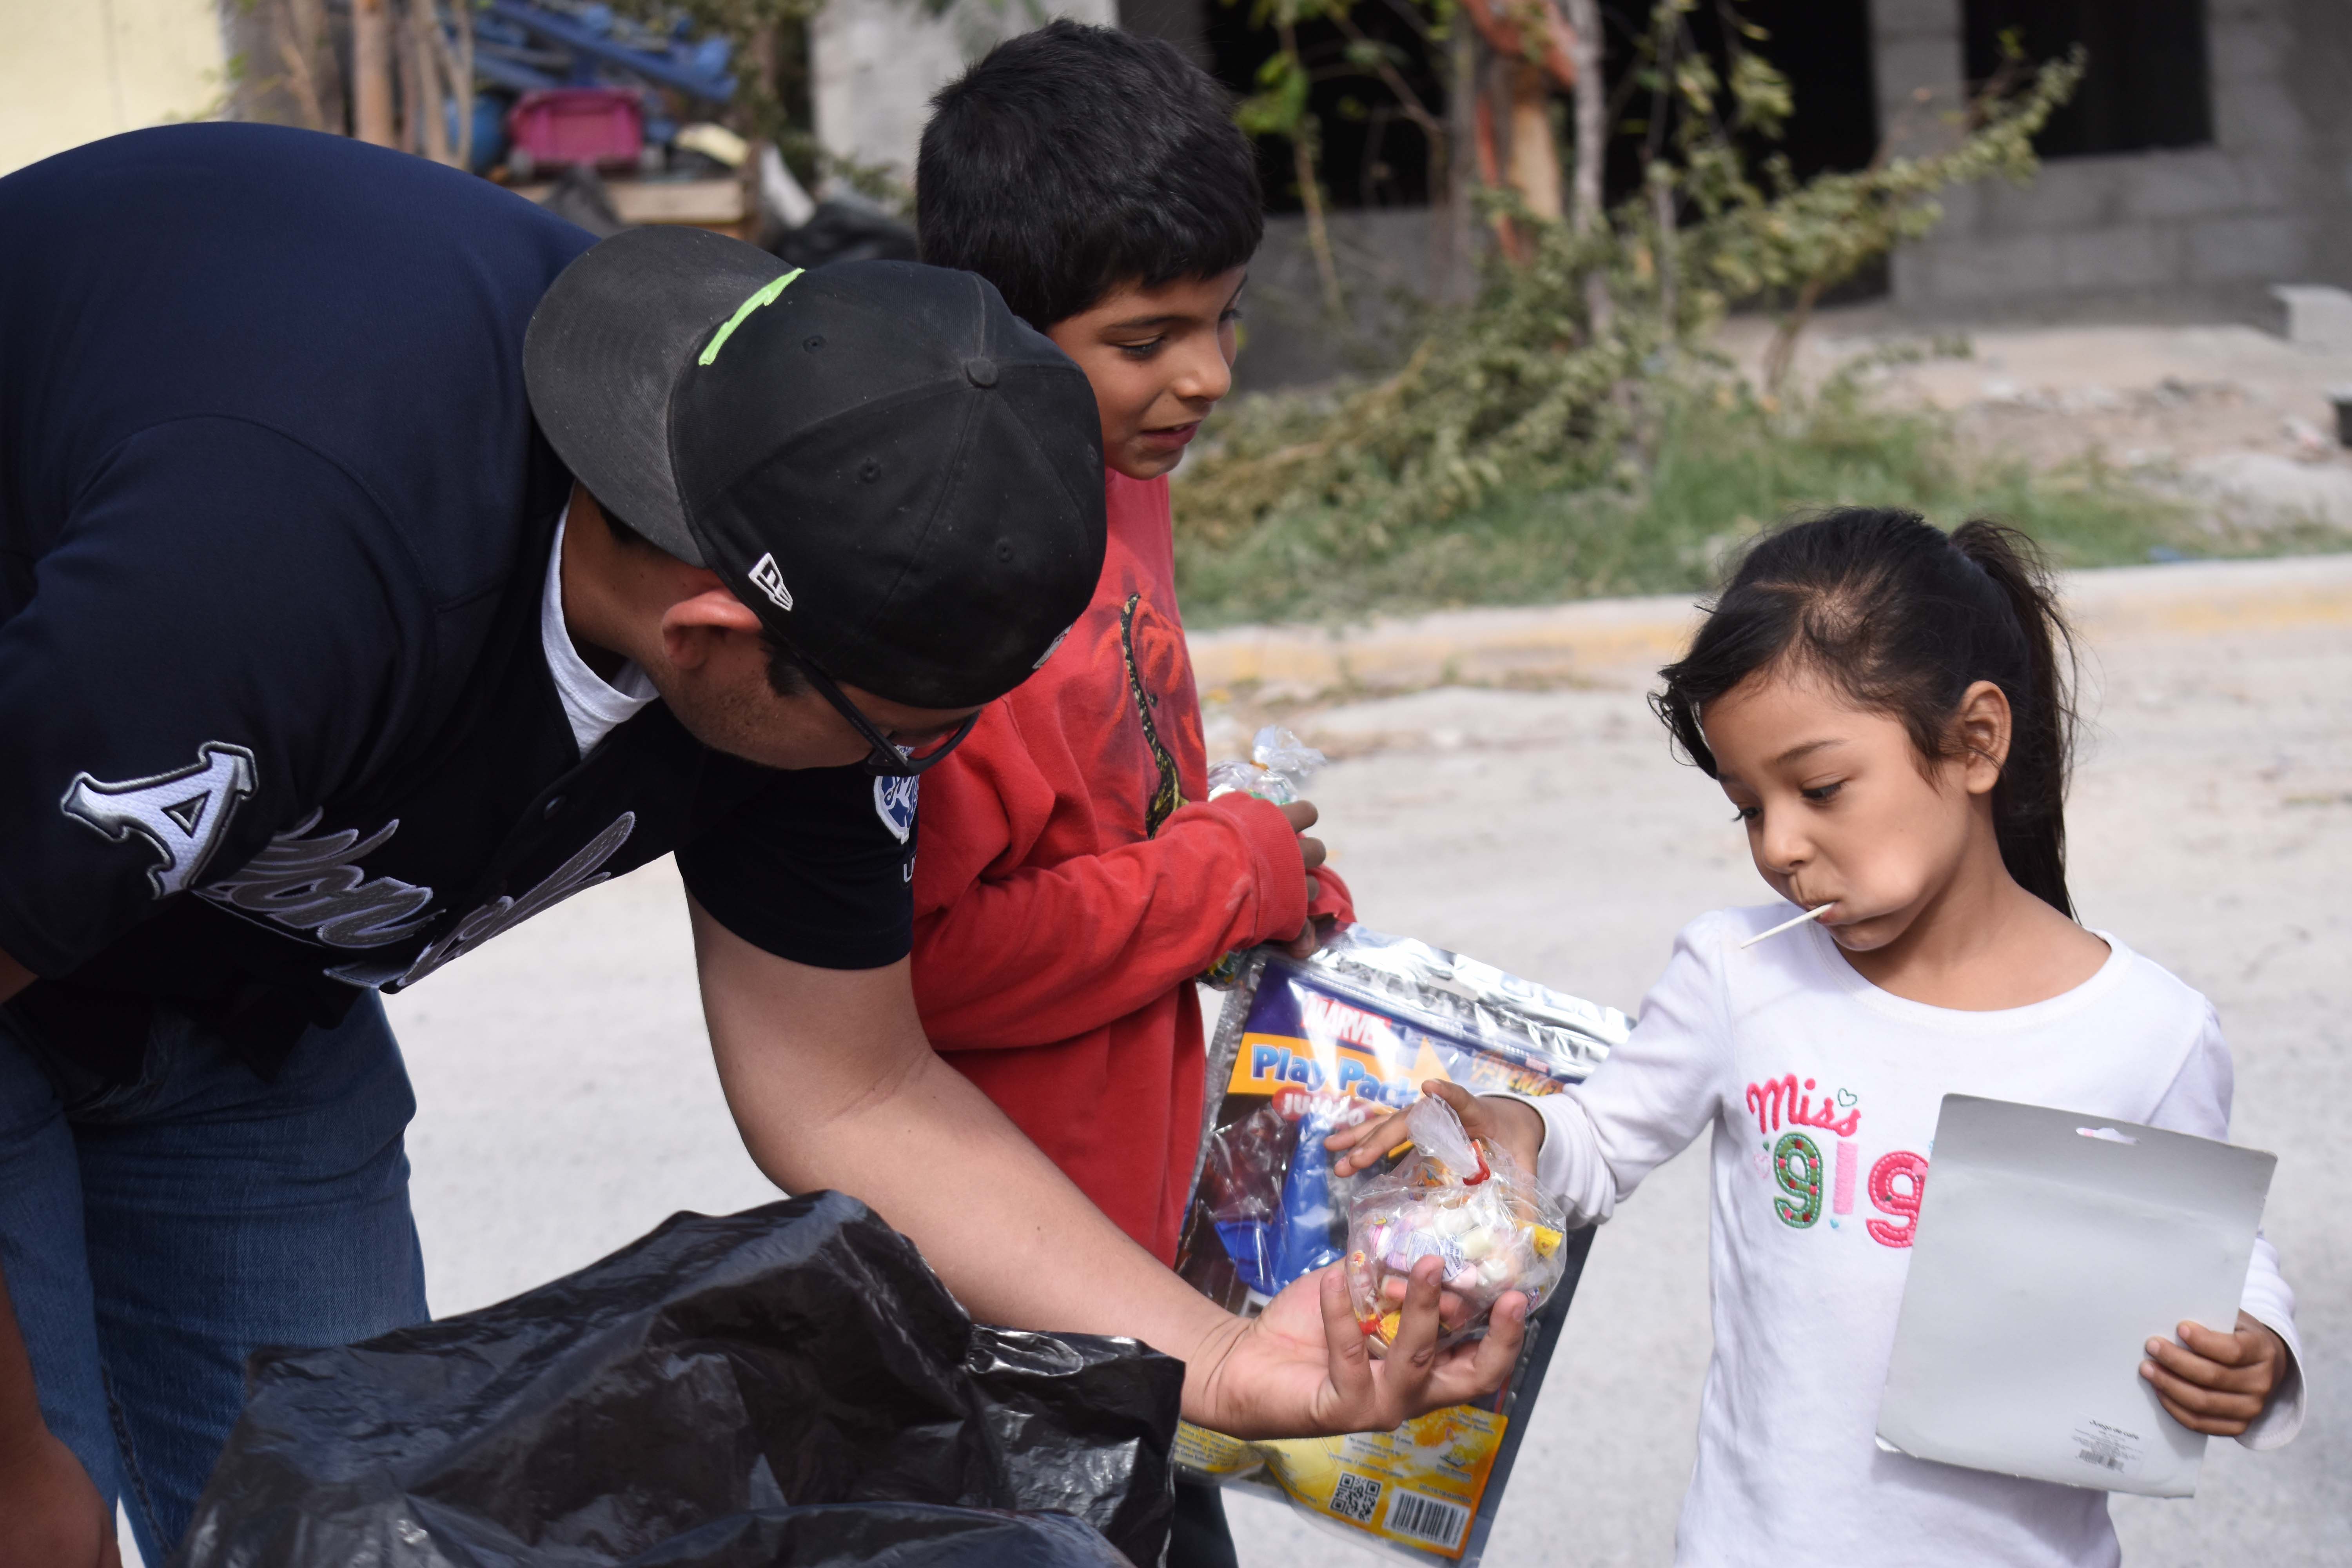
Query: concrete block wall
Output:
[[810, 0, 1116, 193], [1230, 209, 1450, 392], [1873, 0, 2352, 321]]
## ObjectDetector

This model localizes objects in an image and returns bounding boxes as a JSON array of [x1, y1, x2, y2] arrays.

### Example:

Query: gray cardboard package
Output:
[[1876, 1094, 2276, 1498]]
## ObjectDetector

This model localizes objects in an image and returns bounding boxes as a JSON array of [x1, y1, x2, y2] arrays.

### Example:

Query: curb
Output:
[[1187, 553, 2352, 699]]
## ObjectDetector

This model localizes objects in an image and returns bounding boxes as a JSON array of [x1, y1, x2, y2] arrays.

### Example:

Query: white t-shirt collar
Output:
[[540, 502, 659, 757]]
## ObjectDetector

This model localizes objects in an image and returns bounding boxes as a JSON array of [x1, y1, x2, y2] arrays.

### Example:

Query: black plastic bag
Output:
[[173, 1194, 1181, 1568], [766, 198, 920, 270], [579, 1503, 1132, 1567], [540, 166, 628, 238]]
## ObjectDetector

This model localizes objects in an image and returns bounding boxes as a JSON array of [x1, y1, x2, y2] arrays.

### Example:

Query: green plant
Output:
[[1179, 5, 2084, 568], [1173, 370, 2208, 628]]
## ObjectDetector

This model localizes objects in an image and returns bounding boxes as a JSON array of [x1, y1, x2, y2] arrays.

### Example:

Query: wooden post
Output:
[[1505, 59, 1563, 222], [408, 0, 454, 165], [352, 0, 398, 147], [1457, 0, 1579, 260], [271, 0, 327, 131]]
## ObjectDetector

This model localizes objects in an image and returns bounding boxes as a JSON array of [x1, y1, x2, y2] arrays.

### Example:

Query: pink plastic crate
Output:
[[506, 88, 644, 173]]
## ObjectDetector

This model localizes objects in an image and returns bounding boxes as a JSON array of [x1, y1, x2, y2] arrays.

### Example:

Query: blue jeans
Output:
[[0, 994, 428, 1564]]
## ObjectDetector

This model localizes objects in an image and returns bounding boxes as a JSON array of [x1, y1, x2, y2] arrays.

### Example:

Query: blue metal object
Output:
[[472, 51, 563, 94], [483, 1, 735, 103], [461, 92, 512, 173]]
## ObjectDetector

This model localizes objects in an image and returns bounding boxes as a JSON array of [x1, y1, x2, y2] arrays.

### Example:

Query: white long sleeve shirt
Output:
[[1521, 906, 2305, 1568]]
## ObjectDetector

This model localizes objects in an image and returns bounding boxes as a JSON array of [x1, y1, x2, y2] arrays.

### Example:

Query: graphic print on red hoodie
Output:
[[909, 469, 1352, 1262]]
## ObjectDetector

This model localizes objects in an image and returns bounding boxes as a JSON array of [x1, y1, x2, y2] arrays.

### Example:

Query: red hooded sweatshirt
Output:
[[909, 470, 1352, 1263]]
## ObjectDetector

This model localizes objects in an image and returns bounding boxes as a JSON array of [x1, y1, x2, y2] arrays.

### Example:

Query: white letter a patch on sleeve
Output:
[[62, 742, 258, 898]]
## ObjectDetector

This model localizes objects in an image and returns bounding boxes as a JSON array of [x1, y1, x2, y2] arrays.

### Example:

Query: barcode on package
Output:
[[2070, 1419, 2140, 1476], [1384, 1487, 1469, 1550], [1330, 1472, 1383, 1525]]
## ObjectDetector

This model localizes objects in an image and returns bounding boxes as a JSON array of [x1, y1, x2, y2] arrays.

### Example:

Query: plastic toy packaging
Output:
[[1173, 925, 1630, 1564], [1205, 724, 1326, 806], [1196, 1106, 1296, 1296], [1201, 725, 1331, 989], [1343, 1094, 1570, 1354], [1199, 1093, 1388, 1298]]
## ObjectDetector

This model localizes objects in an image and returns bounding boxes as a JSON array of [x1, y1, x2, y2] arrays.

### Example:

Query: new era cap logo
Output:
[[748, 552, 794, 612]]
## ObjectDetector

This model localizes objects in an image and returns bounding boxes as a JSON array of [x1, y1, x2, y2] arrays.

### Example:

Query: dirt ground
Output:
[[1723, 307, 2352, 537], [280, 553, 2351, 1568]]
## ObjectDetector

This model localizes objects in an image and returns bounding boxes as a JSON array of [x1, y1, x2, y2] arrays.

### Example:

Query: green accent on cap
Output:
[[697, 268, 805, 367]]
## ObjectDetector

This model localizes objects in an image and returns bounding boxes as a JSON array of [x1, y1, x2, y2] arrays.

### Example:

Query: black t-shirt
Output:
[[0, 125, 917, 1080]]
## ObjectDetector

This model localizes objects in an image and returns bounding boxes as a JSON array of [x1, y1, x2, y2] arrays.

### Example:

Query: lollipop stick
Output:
[[1739, 903, 1835, 949]]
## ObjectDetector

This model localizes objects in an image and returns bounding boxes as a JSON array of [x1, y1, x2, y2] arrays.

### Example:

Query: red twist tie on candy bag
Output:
[[1341, 1091, 1570, 1354]]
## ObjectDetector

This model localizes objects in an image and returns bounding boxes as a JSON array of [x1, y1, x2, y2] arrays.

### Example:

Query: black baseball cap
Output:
[[523, 227, 1105, 710]]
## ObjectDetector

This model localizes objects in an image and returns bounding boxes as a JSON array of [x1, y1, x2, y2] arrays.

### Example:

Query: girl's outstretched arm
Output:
[[1327, 1080, 1544, 1181], [1332, 914, 1735, 1224]]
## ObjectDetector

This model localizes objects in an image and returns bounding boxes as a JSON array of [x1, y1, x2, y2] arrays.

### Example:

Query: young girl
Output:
[[1332, 508, 2304, 1565]]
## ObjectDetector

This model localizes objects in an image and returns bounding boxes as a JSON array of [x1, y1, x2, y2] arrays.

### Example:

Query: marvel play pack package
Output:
[[1175, 926, 1630, 1563]]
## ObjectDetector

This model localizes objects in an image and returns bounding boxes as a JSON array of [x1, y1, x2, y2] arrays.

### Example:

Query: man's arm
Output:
[[690, 902, 1524, 1438], [0, 948, 120, 1568]]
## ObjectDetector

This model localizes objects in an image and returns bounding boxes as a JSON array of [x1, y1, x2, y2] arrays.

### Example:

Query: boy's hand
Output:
[[2140, 1312, 2288, 1436], [1323, 1080, 1546, 1181], [1278, 800, 1330, 959]]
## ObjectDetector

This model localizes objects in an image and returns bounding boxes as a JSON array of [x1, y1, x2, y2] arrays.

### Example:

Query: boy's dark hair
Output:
[[1653, 508, 2080, 917], [917, 19, 1262, 330]]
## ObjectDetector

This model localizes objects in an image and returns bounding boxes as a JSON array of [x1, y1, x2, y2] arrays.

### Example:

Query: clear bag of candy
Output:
[[1204, 724, 1326, 806], [1200, 725, 1332, 989], [1342, 1093, 1570, 1354]]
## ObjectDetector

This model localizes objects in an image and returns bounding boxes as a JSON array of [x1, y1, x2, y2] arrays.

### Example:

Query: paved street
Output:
[[364, 555, 2345, 1567]]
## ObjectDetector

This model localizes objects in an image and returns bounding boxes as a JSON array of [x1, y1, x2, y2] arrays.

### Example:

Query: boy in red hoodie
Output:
[[914, 22, 1353, 1563]]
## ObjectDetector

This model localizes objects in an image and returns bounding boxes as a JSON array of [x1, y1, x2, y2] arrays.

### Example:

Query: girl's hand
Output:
[[1323, 1080, 1546, 1181], [2140, 1312, 2288, 1436]]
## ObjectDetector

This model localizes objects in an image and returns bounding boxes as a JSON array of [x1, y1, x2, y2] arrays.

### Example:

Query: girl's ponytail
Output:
[[1655, 508, 2082, 919], [1949, 521, 2077, 918]]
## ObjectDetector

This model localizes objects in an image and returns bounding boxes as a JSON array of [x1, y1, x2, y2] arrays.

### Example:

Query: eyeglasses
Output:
[[771, 639, 980, 777]]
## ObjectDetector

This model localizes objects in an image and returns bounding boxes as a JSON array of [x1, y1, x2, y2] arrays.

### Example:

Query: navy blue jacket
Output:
[[0, 126, 913, 1080]]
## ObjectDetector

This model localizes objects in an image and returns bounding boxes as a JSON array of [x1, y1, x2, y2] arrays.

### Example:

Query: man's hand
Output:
[[1278, 800, 1329, 960], [1187, 1260, 1527, 1441], [1325, 1080, 1546, 1180], [690, 908, 1517, 1441], [2141, 1312, 2288, 1436], [0, 1428, 119, 1568]]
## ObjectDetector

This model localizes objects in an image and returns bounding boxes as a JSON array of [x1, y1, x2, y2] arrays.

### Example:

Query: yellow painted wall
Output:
[[0, 0, 227, 176]]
